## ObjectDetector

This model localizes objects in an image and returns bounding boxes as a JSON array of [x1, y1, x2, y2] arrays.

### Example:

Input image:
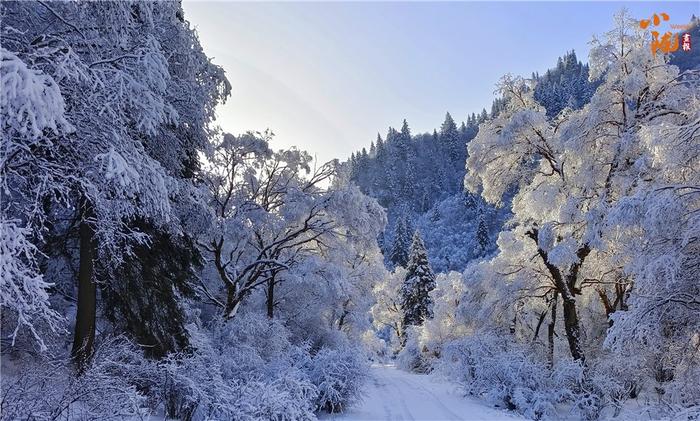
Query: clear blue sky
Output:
[[183, 1, 699, 163]]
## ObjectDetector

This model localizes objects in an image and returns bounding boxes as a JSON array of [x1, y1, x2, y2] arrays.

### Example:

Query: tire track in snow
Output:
[[394, 376, 462, 420]]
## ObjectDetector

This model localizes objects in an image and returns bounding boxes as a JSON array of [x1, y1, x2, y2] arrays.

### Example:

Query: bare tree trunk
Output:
[[337, 311, 347, 330], [597, 281, 630, 327], [548, 292, 558, 368], [337, 299, 351, 330], [597, 288, 615, 327], [71, 199, 96, 371], [225, 285, 242, 319], [561, 297, 584, 362], [533, 309, 548, 341], [266, 276, 275, 319], [527, 229, 587, 363], [543, 261, 586, 363]]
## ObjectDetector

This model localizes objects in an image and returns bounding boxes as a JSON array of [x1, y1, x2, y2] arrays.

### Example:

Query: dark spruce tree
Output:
[[400, 231, 436, 334], [476, 212, 489, 255], [439, 112, 461, 169], [101, 221, 200, 358], [389, 218, 411, 268]]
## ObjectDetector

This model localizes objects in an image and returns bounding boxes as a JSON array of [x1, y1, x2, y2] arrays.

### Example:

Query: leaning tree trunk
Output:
[[547, 292, 558, 368], [561, 244, 590, 363], [225, 284, 242, 319], [71, 199, 96, 371]]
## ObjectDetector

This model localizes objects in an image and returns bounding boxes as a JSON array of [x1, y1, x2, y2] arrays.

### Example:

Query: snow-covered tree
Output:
[[1, 1, 229, 365], [475, 208, 490, 255], [198, 131, 386, 320], [389, 217, 411, 268], [371, 267, 407, 351], [595, 17, 700, 400], [465, 10, 699, 364], [400, 231, 436, 336], [416, 271, 470, 358], [439, 112, 462, 170], [1, 47, 73, 349]]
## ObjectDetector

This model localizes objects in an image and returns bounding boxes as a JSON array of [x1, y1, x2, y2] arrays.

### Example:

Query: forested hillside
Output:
[[349, 50, 599, 272]]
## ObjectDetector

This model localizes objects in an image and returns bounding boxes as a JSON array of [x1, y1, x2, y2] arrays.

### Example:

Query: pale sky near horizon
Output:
[[183, 1, 699, 164]]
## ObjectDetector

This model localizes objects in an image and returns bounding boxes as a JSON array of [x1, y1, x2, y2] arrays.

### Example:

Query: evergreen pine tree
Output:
[[439, 112, 462, 188], [476, 211, 489, 255], [440, 112, 458, 151], [102, 222, 199, 357], [403, 216, 414, 244], [375, 133, 385, 158], [400, 230, 436, 332], [386, 126, 399, 143], [389, 218, 410, 268], [400, 118, 411, 139]]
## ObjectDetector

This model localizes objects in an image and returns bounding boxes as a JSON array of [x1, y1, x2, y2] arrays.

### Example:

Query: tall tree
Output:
[[400, 231, 436, 333], [439, 112, 460, 162], [389, 218, 411, 268], [199, 131, 386, 320], [475, 211, 489, 255], [1, 1, 229, 368]]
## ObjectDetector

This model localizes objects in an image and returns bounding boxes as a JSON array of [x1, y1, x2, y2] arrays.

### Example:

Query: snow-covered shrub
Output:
[[438, 334, 659, 420], [212, 313, 371, 416], [158, 351, 317, 421], [211, 313, 302, 376], [547, 360, 606, 421], [306, 345, 369, 413], [439, 335, 561, 420], [156, 317, 319, 420], [659, 347, 700, 416], [229, 373, 317, 421], [1, 338, 155, 420], [585, 356, 643, 417], [156, 340, 233, 420]]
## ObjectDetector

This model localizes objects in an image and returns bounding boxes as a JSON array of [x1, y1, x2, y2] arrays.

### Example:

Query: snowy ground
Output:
[[322, 364, 523, 421]]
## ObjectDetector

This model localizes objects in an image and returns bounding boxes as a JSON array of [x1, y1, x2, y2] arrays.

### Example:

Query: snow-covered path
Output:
[[323, 365, 523, 421]]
